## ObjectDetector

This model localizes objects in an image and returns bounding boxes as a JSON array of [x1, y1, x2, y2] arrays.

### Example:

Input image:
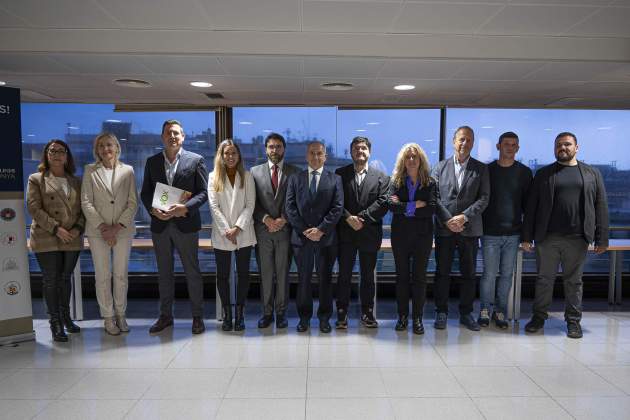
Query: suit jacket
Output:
[[335, 164, 389, 252], [285, 168, 344, 248], [387, 177, 437, 238], [431, 156, 490, 237], [81, 162, 138, 238], [27, 171, 85, 253], [140, 149, 208, 234], [522, 161, 609, 247], [208, 170, 257, 250], [251, 161, 300, 238]]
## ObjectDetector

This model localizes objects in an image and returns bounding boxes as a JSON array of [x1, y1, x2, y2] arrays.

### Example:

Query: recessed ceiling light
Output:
[[320, 81, 354, 91], [0, 81, 6, 86], [394, 84, 415, 91], [190, 81, 213, 88], [113, 78, 151, 88]]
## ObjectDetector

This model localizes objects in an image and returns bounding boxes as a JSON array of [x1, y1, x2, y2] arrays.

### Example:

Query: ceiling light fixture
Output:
[[190, 81, 213, 88], [113, 78, 151, 88], [320, 82, 354, 91], [0, 81, 6, 86], [394, 84, 415, 91]]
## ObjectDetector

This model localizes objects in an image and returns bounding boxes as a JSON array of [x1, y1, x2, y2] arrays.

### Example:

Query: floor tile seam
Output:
[[53, 367, 93, 401], [304, 343, 310, 420], [27, 399, 53, 420], [472, 395, 578, 420], [545, 340, 589, 368], [466, 391, 490, 420], [515, 365, 555, 399], [121, 397, 143, 420], [580, 362, 630, 396], [163, 339, 193, 369]]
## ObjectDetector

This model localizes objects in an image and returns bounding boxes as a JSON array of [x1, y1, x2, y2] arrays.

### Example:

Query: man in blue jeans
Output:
[[479, 132, 532, 329]]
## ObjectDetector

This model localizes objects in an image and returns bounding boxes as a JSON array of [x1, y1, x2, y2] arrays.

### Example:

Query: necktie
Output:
[[309, 171, 319, 197], [271, 164, 279, 194]]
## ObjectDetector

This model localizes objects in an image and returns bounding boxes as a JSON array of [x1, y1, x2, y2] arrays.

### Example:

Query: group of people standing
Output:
[[26, 120, 609, 342]]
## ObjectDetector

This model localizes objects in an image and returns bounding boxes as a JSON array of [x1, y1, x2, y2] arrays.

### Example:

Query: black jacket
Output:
[[335, 164, 390, 252], [387, 178, 437, 238], [522, 161, 609, 247]]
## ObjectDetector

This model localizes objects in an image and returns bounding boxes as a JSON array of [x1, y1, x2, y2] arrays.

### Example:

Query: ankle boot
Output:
[[50, 317, 68, 342], [221, 305, 233, 331], [58, 279, 80, 333], [234, 305, 245, 331]]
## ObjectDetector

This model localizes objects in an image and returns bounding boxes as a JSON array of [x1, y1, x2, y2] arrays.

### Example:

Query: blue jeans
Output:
[[480, 234, 520, 315]]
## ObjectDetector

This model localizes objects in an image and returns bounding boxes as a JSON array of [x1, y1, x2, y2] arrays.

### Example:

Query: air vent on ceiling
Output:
[[320, 82, 354, 91], [205, 92, 225, 99], [113, 78, 152, 88]]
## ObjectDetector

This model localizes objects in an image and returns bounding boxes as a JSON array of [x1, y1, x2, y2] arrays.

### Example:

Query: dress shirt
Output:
[[454, 154, 470, 190], [308, 166, 323, 193], [163, 148, 183, 186], [354, 165, 367, 186], [268, 160, 284, 192]]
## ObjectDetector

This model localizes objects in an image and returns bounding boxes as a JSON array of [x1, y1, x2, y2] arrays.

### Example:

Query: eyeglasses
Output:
[[47, 148, 67, 156]]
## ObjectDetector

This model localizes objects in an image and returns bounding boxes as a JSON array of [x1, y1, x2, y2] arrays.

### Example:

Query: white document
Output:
[[152, 182, 191, 211]]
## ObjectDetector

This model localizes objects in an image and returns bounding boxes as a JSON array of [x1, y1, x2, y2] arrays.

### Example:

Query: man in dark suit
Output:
[[285, 141, 343, 333], [522, 132, 608, 339], [432, 126, 490, 331], [335, 136, 389, 329], [251, 132, 299, 329], [140, 119, 209, 335]]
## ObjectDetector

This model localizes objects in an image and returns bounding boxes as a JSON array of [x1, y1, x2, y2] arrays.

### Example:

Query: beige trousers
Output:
[[88, 235, 132, 318]]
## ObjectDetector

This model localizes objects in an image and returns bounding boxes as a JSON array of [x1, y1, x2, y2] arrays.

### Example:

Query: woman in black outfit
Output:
[[387, 143, 436, 334]]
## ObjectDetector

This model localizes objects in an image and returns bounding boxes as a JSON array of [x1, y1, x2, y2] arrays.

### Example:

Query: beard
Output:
[[556, 151, 575, 162], [268, 152, 284, 164]]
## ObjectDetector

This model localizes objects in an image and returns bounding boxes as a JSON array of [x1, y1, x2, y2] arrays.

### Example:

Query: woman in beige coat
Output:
[[27, 139, 85, 342], [81, 133, 138, 335], [209, 139, 256, 331]]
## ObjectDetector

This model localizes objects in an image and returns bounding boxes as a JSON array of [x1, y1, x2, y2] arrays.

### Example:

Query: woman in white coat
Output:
[[81, 133, 138, 335], [209, 139, 256, 331]]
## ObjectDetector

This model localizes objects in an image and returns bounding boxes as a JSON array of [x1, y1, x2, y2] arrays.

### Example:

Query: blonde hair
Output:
[[391, 143, 431, 188], [93, 132, 121, 166], [212, 139, 245, 192]]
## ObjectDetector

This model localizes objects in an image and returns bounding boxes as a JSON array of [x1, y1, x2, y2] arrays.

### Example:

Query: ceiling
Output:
[[1, 0, 630, 108]]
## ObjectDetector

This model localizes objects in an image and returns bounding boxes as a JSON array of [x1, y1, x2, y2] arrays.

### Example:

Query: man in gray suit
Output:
[[251, 133, 299, 329], [432, 126, 490, 331]]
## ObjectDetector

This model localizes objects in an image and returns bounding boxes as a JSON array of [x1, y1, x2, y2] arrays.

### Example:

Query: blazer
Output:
[[140, 149, 208, 234], [522, 161, 609, 247], [26, 171, 85, 253], [208, 170, 257, 251], [387, 177, 437, 238], [335, 164, 390, 252], [285, 168, 344, 248], [251, 161, 300, 237], [81, 162, 138, 238], [431, 156, 490, 237]]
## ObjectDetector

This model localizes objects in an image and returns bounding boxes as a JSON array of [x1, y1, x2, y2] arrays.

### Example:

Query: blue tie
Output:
[[309, 171, 319, 197]]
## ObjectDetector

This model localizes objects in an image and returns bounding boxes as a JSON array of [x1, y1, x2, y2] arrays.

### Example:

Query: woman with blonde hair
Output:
[[209, 139, 256, 331], [387, 143, 436, 334], [81, 132, 138, 335], [27, 139, 85, 342]]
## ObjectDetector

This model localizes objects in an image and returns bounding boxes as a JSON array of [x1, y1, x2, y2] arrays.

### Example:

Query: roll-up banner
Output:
[[0, 87, 35, 345]]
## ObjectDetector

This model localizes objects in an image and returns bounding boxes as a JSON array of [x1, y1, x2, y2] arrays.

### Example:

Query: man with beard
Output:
[[251, 133, 299, 329], [334, 136, 389, 329], [522, 132, 608, 339]]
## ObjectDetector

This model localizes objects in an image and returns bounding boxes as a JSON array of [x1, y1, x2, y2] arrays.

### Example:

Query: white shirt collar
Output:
[[308, 166, 323, 175], [268, 159, 284, 170], [454, 154, 470, 168], [163, 148, 183, 165]]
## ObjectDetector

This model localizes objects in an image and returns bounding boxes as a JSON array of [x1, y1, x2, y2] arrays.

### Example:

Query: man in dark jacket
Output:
[[522, 132, 609, 339]]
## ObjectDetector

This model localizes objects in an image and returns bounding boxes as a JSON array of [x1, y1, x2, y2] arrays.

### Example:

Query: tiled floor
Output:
[[2, 299, 630, 420]]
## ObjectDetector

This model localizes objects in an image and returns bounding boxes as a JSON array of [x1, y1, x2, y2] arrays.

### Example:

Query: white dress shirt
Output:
[[308, 166, 323, 192], [453, 155, 470, 190], [163, 148, 183, 186], [354, 165, 368, 186]]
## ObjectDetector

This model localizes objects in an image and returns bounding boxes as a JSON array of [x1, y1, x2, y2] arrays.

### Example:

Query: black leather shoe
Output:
[[60, 311, 81, 333], [567, 320, 583, 339], [221, 306, 233, 331], [149, 315, 174, 334], [395, 315, 408, 331], [276, 312, 288, 329], [192, 316, 205, 335], [335, 309, 348, 329], [319, 319, 332, 333], [460, 314, 481, 331], [360, 309, 378, 328], [296, 319, 309, 332], [525, 315, 545, 333], [434, 312, 447, 330], [50, 318, 68, 342], [412, 318, 424, 335], [234, 305, 245, 332], [258, 314, 274, 329]]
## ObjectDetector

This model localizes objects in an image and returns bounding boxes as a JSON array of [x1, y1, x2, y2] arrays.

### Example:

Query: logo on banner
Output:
[[1, 232, 17, 246], [0, 208, 16, 221], [3, 281, 21, 296], [0, 168, 16, 181], [2, 257, 18, 272]]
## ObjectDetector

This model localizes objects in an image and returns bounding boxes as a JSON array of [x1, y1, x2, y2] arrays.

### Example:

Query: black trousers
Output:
[[35, 250, 81, 319], [392, 233, 433, 318], [294, 242, 336, 321], [434, 234, 479, 315], [215, 246, 253, 306], [336, 242, 377, 312]]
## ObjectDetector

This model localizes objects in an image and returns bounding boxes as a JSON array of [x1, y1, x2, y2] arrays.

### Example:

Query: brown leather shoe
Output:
[[192, 316, 205, 335], [149, 315, 173, 334]]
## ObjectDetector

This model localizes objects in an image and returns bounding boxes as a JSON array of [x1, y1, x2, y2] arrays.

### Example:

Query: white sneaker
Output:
[[116, 315, 129, 333], [104, 317, 121, 336]]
